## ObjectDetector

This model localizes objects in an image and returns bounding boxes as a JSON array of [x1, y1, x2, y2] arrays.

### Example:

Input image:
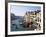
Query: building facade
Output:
[[23, 10, 41, 30]]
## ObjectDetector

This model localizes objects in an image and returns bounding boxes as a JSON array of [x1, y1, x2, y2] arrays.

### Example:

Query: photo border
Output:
[[5, 0, 45, 37]]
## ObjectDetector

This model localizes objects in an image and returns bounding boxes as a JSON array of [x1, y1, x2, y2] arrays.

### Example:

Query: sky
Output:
[[10, 5, 41, 16]]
